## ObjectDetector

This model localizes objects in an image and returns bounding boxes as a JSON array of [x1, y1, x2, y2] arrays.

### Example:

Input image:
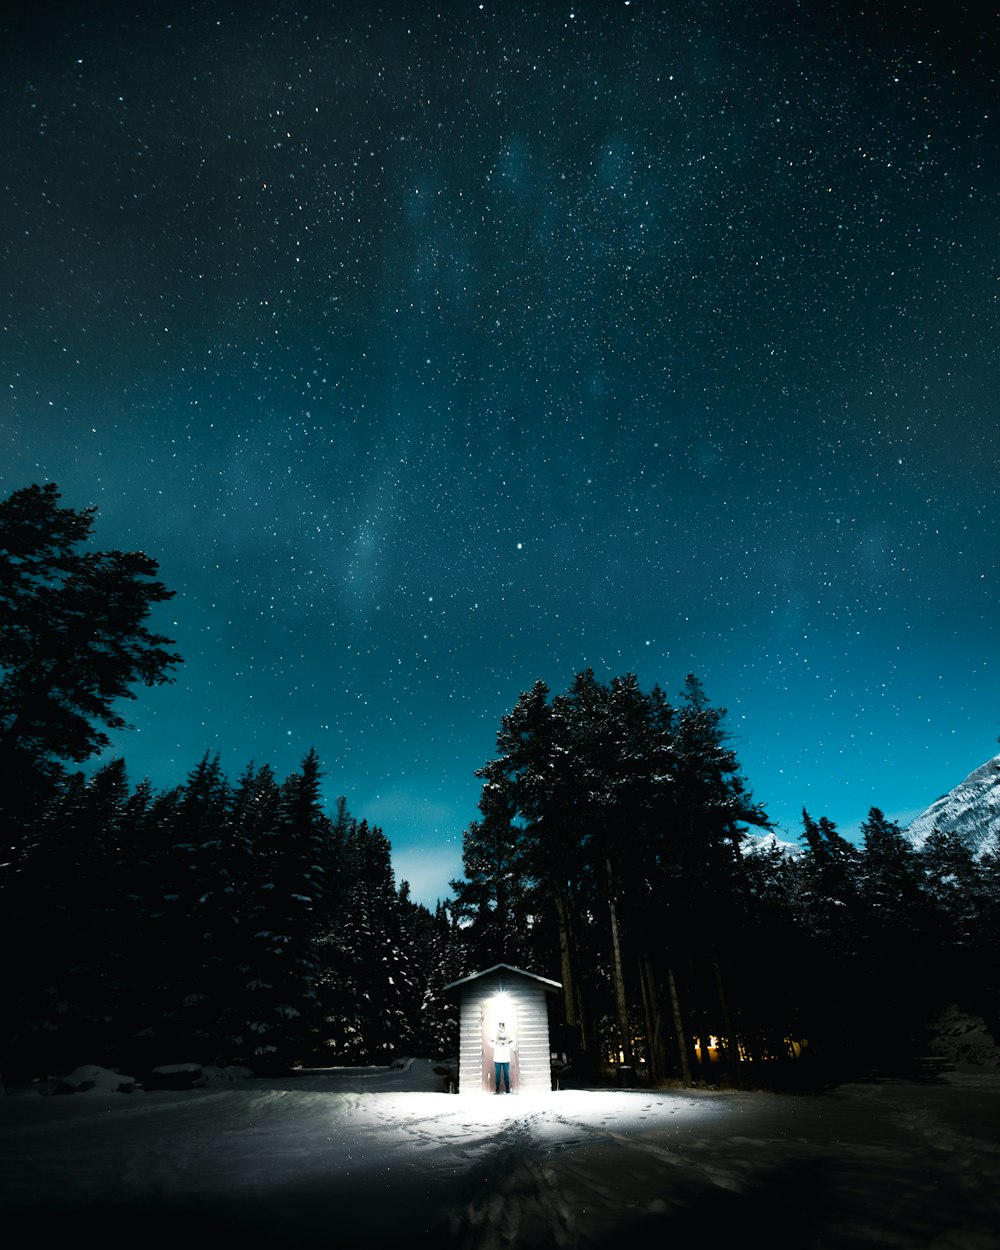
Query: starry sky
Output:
[[3, 1, 998, 907]]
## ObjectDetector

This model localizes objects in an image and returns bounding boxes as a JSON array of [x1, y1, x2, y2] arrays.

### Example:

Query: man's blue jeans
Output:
[[494, 1061, 510, 1092]]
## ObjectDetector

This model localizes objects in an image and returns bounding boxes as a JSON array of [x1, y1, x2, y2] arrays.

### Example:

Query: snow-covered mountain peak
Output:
[[742, 829, 801, 858], [905, 752, 1000, 857]]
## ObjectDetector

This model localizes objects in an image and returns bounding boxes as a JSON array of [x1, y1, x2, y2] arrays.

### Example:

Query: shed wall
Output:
[[457, 975, 553, 1095]]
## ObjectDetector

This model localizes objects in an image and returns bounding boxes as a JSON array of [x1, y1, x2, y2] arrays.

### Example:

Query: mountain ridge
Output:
[[905, 752, 1000, 858]]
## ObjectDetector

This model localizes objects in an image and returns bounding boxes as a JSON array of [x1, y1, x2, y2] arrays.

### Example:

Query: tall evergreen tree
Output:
[[316, 816, 415, 1063], [450, 781, 532, 971], [463, 669, 769, 1086], [240, 749, 328, 1069], [397, 885, 463, 1059], [2, 759, 134, 1073], [857, 806, 933, 1060], [859, 807, 921, 927], [797, 809, 861, 952], [0, 483, 182, 817], [225, 761, 281, 1052], [918, 828, 980, 948], [163, 753, 237, 1054], [474, 678, 598, 1066], [414, 899, 465, 1059]]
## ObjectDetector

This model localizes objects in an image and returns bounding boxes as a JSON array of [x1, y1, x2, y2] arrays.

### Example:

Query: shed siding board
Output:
[[456, 972, 554, 1095]]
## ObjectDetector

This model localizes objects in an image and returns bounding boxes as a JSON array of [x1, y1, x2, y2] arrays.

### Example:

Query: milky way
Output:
[[2, 1, 997, 904]]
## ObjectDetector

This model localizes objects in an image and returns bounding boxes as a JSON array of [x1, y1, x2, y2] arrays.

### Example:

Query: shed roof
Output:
[[443, 962, 562, 995]]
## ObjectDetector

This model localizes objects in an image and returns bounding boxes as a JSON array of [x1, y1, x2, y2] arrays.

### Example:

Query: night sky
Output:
[[3, 2, 997, 907]]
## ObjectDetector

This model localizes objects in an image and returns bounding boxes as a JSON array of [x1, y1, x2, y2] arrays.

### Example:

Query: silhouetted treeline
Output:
[[3, 484, 998, 1087], [0, 483, 469, 1081], [451, 670, 1000, 1088], [0, 750, 466, 1079], [2, 678, 998, 1086]]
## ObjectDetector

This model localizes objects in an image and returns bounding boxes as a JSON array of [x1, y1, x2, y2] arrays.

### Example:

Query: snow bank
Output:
[[926, 1004, 1000, 1068]]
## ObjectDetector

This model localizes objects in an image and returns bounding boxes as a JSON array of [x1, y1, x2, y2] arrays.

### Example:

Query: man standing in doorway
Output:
[[492, 1020, 514, 1093]]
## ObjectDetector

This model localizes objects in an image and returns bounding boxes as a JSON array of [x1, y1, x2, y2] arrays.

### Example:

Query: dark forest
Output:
[[3, 484, 998, 1087]]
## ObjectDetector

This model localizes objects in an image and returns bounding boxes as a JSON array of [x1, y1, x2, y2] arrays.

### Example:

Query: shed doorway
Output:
[[480, 998, 520, 1093]]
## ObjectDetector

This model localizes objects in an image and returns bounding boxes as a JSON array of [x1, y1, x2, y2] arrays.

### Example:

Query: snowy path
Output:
[[2, 1064, 999, 1248]]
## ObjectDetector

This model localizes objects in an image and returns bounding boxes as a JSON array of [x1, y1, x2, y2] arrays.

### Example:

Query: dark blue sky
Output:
[[3, 1, 997, 906]]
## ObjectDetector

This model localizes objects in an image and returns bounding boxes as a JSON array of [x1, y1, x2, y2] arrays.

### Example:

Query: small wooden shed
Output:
[[444, 963, 562, 1095]]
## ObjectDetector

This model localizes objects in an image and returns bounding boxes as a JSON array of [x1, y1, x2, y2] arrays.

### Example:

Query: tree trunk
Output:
[[713, 955, 744, 1088], [666, 964, 691, 1087], [638, 956, 655, 1081], [553, 890, 577, 1029], [639, 953, 668, 1084], [606, 857, 632, 1067]]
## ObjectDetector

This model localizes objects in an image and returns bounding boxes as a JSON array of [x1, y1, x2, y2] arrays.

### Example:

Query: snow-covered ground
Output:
[[2, 1059, 999, 1249]]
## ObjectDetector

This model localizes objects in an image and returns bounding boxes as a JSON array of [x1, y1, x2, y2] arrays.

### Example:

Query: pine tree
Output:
[[124, 781, 185, 1060], [415, 899, 464, 1059], [0, 484, 181, 815], [797, 809, 860, 952], [859, 807, 920, 925], [461, 669, 770, 1086], [474, 678, 597, 1068], [225, 762, 281, 1053], [635, 675, 769, 1085], [450, 781, 532, 970], [168, 753, 237, 1053], [918, 827, 980, 951], [2, 759, 134, 1073], [240, 749, 328, 1069], [857, 807, 929, 1064], [114, 775, 173, 1059], [397, 886, 462, 1059], [733, 837, 810, 1070], [316, 816, 414, 1063]]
